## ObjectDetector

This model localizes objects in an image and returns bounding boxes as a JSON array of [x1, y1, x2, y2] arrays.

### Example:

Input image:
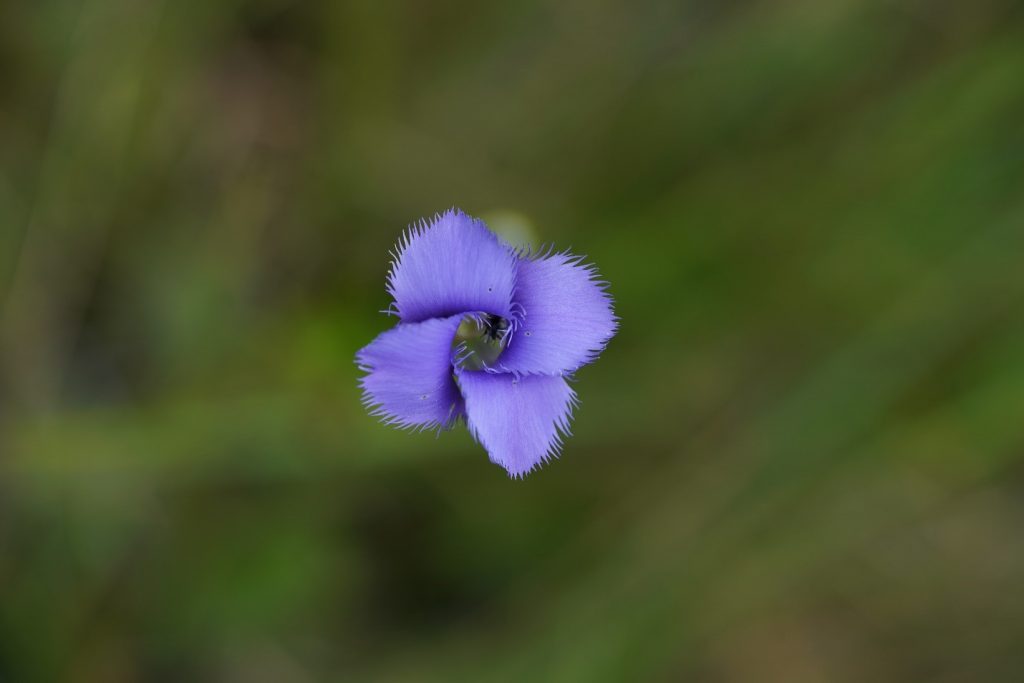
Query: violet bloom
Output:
[[356, 209, 617, 478]]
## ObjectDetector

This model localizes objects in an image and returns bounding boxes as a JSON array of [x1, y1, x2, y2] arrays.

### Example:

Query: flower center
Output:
[[452, 313, 509, 371]]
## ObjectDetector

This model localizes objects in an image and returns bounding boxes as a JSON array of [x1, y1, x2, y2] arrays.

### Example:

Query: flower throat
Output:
[[453, 314, 509, 371]]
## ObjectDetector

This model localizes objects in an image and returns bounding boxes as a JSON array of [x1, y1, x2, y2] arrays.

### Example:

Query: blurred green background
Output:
[[2, 0, 1024, 680]]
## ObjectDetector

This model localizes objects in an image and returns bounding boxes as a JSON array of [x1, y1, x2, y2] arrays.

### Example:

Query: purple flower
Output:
[[356, 208, 617, 478]]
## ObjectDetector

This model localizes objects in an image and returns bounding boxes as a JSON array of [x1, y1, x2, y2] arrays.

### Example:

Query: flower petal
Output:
[[356, 315, 464, 431], [498, 252, 616, 375], [457, 370, 577, 478], [387, 209, 518, 323]]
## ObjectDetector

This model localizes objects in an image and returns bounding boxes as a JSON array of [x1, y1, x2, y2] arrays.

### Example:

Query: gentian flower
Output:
[[356, 208, 617, 478]]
